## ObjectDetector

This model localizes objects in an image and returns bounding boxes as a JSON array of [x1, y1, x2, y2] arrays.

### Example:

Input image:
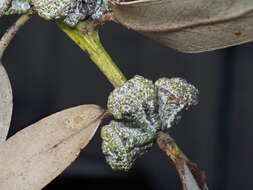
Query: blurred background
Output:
[[1, 14, 253, 190]]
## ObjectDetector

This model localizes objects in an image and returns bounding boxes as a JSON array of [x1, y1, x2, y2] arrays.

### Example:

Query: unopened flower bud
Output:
[[6, 0, 30, 15], [155, 77, 199, 130], [31, 0, 86, 26], [31, 0, 110, 26], [107, 75, 157, 121], [101, 120, 154, 171]]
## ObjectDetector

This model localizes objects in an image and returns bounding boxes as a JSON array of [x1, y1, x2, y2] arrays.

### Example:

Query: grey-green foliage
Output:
[[101, 75, 199, 171]]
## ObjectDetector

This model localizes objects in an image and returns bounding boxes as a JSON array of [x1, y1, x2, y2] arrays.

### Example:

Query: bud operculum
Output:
[[155, 77, 199, 130], [101, 120, 154, 171], [107, 75, 157, 121]]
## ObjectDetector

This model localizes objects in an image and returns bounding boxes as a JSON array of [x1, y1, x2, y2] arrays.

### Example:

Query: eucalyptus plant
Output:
[[0, 0, 253, 190]]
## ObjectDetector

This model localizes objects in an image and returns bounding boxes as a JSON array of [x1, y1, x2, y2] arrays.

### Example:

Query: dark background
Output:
[[1, 15, 253, 190]]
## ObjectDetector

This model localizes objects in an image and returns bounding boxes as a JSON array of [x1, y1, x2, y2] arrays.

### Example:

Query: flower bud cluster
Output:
[[31, 0, 107, 26], [0, 0, 118, 26], [101, 75, 199, 171]]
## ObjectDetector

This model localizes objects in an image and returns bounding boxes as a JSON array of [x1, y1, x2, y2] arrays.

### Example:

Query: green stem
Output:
[[57, 21, 126, 88], [0, 12, 32, 58]]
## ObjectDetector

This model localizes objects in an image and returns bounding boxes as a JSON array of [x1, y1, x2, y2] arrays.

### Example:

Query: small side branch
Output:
[[157, 131, 208, 190], [0, 12, 32, 58]]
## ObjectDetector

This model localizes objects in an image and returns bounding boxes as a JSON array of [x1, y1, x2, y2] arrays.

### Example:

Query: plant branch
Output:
[[57, 20, 208, 189], [57, 21, 126, 88], [0, 12, 32, 58], [157, 131, 208, 190]]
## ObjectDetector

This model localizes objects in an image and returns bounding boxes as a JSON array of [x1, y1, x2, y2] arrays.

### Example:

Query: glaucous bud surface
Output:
[[6, 0, 30, 14], [0, 0, 12, 15], [101, 120, 154, 171], [107, 75, 157, 121], [0, 0, 123, 26], [155, 77, 199, 130], [31, 0, 86, 26], [30, 0, 111, 26], [155, 78, 199, 106], [102, 76, 199, 171]]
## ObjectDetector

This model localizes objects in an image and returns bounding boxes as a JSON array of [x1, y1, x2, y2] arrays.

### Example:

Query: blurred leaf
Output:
[[182, 162, 200, 190], [185, 162, 208, 190], [0, 104, 105, 190], [110, 0, 253, 53], [0, 63, 12, 143]]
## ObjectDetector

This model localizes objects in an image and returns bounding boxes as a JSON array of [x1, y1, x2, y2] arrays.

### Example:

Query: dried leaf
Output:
[[0, 104, 105, 190], [110, 0, 253, 53], [0, 63, 12, 143]]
